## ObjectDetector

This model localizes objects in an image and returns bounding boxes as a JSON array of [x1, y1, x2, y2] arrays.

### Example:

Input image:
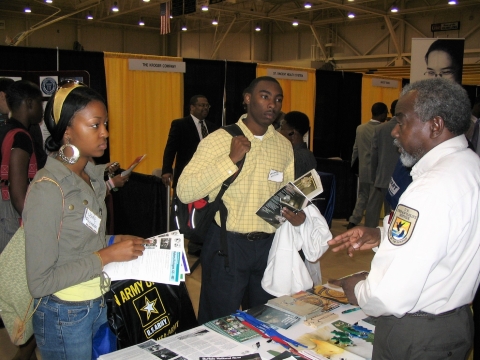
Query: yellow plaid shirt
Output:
[[177, 119, 294, 233]]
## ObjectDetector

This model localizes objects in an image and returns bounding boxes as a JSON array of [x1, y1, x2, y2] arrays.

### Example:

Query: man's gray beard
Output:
[[393, 139, 423, 167]]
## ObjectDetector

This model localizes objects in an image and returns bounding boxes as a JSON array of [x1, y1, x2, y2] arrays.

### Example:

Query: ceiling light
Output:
[[201, 5, 208, 11], [448, 0, 457, 4], [45, 0, 53, 3], [304, 2, 312, 9], [112, 2, 119, 12], [87, 11, 93, 20], [182, 23, 187, 31], [255, 23, 261, 31], [347, 12, 355, 18], [139, 17, 145, 26], [347, 0, 354, 2], [170, 15, 173, 19], [143, 0, 150, 2], [24, 4, 31, 13], [292, 18, 299, 26], [212, 17, 218, 25], [390, 4, 399, 12]]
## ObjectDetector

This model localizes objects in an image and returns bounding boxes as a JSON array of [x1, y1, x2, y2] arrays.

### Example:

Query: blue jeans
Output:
[[33, 295, 107, 360]]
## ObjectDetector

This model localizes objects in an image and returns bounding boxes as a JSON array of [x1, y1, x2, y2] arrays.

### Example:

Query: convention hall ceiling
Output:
[[1, 0, 478, 38]]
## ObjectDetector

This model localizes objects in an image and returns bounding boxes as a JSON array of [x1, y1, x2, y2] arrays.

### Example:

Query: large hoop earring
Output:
[[58, 141, 80, 164]]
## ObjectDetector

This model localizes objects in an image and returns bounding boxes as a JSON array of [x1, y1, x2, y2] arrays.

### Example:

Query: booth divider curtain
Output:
[[313, 70, 363, 220], [224, 61, 257, 124], [256, 64, 316, 149], [183, 59, 257, 126], [313, 70, 362, 160], [183, 59, 227, 127], [111, 172, 168, 237], [361, 75, 402, 124], [104, 52, 183, 175]]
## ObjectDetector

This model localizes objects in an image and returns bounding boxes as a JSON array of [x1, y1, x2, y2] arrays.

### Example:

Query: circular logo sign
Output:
[[41, 77, 57, 96]]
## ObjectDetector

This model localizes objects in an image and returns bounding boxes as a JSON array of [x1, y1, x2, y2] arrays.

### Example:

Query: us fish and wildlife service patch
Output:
[[388, 204, 419, 246]]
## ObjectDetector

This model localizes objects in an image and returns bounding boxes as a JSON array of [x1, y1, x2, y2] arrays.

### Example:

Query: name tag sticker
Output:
[[83, 208, 101, 234], [268, 169, 283, 182]]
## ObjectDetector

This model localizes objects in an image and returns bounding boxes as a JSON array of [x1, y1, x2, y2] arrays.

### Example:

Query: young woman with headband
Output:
[[23, 80, 150, 359]]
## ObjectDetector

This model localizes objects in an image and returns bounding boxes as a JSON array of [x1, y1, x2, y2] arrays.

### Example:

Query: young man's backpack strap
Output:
[[1, 128, 38, 201], [218, 123, 246, 191], [217, 123, 246, 269]]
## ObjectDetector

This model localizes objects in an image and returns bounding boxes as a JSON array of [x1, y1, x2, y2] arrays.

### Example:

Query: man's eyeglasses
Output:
[[196, 103, 211, 109], [424, 70, 455, 78]]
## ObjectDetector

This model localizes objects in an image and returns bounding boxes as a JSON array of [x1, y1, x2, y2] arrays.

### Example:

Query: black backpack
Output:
[[172, 124, 245, 246]]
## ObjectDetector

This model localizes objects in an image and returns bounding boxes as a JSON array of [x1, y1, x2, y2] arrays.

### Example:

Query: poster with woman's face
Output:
[[410, 38, 465, 84]]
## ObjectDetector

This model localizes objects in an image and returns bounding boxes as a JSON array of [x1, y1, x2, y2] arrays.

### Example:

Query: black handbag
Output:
[[105, 280, 198, 349]]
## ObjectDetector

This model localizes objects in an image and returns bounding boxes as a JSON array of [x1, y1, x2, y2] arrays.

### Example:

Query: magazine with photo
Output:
[[204, 315, 261, 343], [266, 290, 340, 320], [256, 170, 323, 228], [310, 285, 349, 305], [245, 303, 301, 329]]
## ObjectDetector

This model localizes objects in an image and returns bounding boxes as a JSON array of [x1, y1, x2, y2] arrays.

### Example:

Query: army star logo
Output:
[[141, 296, 159, 320]]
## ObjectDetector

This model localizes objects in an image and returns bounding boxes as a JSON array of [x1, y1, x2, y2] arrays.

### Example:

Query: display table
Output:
[[242, 303, 373, 360], [100, 302, 374, 360]]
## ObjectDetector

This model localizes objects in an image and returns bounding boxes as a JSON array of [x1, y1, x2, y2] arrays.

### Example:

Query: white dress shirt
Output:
[[355, 135, 480, 317]]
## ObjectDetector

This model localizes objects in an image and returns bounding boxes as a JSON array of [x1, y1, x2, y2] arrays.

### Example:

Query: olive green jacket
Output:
[[24, 156, 109, 298]]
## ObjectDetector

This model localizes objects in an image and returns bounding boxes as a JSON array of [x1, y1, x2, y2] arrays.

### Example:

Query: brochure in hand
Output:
[[266, 290, 340, 320], [204, 315, 261, 343], [256, 169, 323, 228], [121, 154, 146, 177]]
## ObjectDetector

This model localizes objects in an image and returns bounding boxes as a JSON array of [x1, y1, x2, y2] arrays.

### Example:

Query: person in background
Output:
[[0, 80, 45, 359], [346, 102, 388, 229], [24, 80, 149, 359], [365, 100, 399, 226], [0, 77, 14, 125], [161, 95, 219, 256], [328, 78, 480, 359], [87, 158, 130, 194], [272, 110, 285, 130], [177, 76, 305, 324], [278, 110, 316, 178], [161, 95, 219, 189], [1, 80, 46, 253]]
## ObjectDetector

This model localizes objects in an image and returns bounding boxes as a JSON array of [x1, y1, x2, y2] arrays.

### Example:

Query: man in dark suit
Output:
[[346, 102, 387, 229], [161, 95, 218, 188], [161, 95, 219, 255], [364, 100, 399, 227]]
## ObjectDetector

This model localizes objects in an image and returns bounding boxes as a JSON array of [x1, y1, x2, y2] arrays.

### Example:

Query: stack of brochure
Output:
[[103, 230, 190, 285]]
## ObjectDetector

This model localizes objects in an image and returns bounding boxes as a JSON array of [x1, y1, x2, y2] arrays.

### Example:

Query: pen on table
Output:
[[342, 307, 362, 314]]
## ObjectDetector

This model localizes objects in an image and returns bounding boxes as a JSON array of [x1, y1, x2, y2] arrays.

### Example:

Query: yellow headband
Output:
[[53, 83, 84, 124]]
